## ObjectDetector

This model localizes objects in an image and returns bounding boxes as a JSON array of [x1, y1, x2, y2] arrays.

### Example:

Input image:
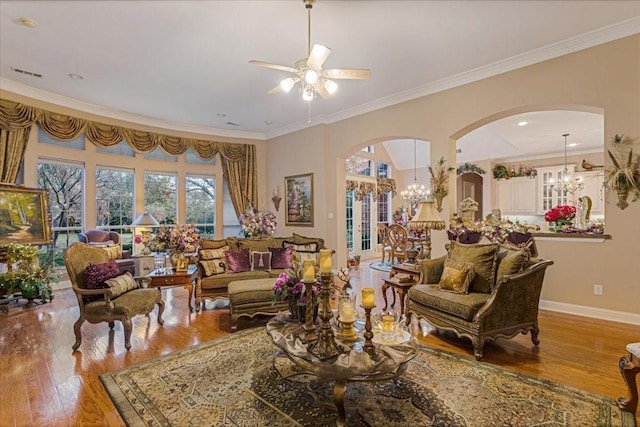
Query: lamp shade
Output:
[[408, 201, 445, 230], [131, 212, 159, 226]]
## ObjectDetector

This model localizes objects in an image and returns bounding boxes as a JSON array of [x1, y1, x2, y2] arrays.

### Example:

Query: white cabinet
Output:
[[537, 165, 574, 214], [575, 170, 604, 215], [132, 255, 155, 276], [496, 177, 537, 214]]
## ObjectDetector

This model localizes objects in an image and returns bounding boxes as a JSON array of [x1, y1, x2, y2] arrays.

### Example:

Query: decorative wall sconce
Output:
[[272, 186, 281, 212]]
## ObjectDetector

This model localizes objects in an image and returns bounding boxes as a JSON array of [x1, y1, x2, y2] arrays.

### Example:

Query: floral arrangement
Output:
[[604, 134, 640, 210], [272, 269, 321, 305], [449, 213, 539, 244], [151, 224, 200, 253], [0, 243, 57, 301], [428, 157, 455, 196], [239, 205, 277, 238], [457, 163, 486, 176], [544, 205, 576, 223]]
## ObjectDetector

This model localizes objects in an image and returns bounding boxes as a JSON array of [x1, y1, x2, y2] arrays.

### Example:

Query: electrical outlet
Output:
[[593, 284, 603, 296]]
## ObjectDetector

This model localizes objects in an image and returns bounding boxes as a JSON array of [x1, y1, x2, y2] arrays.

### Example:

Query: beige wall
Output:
[[3, 35, 639, 321], [268, 35, 640, 320]]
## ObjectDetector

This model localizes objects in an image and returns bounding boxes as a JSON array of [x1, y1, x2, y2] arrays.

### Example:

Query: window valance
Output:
[[0, 98, 249, 160]]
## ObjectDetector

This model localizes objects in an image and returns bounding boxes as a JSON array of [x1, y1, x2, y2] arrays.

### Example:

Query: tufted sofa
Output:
[[406, 241, 553, 360], [194, 233, 325, 312]]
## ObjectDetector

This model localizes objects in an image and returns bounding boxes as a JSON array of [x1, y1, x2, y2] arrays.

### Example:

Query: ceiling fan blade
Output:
[[307, 43, 331, 68], [316, 82, 330, 100], [323, 68, 371, 80], [249, 60, 296, 73], [267, 85, 282, 95]]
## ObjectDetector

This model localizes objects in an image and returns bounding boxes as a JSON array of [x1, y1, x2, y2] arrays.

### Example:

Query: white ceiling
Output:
[[0, 1, 638, 163]]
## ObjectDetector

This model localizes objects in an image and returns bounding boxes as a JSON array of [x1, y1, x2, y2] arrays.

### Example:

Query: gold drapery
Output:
[[0, 127, 30, 183], [221, 143, 257, 217], [0, 99, 257, 215]]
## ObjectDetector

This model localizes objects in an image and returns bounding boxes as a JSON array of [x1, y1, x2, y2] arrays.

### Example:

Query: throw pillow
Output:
[[225, 248, 251, 273], [85, 260, 121, 289], [199, 239, 229, 250], [251, 251, 272, 270], [269, 246, 294, 269], [292, 233, 325, 249], [198, 246, 230, 260], [448, 242, 499, 293], [102, 244, 122, 260], [199, 259, 228, 276], [104, 272, 138, 298], [438, 259, 475, 294], [496, 246, 530, 280], [283, 240, 319, 269]]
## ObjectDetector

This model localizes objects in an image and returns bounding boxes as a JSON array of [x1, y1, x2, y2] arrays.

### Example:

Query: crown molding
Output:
[[0, 79, 267, 141]]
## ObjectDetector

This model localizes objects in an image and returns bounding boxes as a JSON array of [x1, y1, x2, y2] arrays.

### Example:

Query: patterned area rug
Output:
[[368, 261, 392, 273], [100, 328, 635, 427]]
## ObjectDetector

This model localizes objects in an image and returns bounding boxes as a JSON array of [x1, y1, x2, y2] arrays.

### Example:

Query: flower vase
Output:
[[288, 299, 300, 320], [169, 252, 184, 268]]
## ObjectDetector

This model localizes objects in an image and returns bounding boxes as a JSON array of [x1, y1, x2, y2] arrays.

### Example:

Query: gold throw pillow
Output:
[[439, 259, 475, 294]]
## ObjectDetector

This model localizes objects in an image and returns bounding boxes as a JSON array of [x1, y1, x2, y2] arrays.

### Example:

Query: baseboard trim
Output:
[[540, 300, 640, 325]]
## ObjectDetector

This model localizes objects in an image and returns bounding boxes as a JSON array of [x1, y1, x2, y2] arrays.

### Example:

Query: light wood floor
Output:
[[1, 260, 638, 426]]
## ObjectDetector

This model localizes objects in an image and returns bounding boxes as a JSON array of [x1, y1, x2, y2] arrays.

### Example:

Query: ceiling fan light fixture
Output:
[[304, 69, 319, 85], [302, 86, 314, 101], [280, 77, 295, 92], [324, 79, 338, 94]]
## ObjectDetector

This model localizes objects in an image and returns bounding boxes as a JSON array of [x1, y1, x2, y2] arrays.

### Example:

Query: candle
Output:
[[361, 287, 375, 308], [302, 259, 315, 283], [382, 315, 394, 332], [340, 302, 356, 323], [319, 249, 332, 273]]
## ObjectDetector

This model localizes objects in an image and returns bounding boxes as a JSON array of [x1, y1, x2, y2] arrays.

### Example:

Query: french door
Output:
[[346, 191, 376, 261]]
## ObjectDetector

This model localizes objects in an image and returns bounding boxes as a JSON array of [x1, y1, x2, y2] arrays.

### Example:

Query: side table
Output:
[[381, 263, 422, 314], [147, 265, 197, 312], [131, 254, 155, 277], [618, 342, 640, 414]]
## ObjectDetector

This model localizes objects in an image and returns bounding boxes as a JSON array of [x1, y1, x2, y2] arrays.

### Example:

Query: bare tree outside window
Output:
[[37, 162, 84, 267], [144, 173, 177, 224], [186, 176, 215, 238]]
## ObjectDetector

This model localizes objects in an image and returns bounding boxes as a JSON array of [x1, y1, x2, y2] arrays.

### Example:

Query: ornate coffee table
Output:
[[266, 314, 417, 426], [146, 265, 197, 312]]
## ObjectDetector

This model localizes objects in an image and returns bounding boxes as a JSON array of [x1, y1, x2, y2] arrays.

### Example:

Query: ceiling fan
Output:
[[249, 0, 371, 102]]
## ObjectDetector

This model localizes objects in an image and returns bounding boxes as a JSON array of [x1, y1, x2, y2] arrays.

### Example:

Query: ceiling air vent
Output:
[[226, 121, 240, 127], [12, 67, 43, 78]]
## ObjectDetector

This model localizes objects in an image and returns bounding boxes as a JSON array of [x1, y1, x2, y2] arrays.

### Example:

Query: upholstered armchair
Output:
[[406, 242, 553, 360], [78, 229, 134, 275], [64, 242, 164, 351]]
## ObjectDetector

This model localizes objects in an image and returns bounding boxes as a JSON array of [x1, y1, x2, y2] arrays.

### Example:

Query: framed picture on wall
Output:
[[285, 173, 314, 226], [0, 185, 53, 247]]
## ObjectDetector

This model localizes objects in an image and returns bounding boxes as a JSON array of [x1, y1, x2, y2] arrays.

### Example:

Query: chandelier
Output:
[[401, 140, 429, 203], [550, 133, 584, 195]]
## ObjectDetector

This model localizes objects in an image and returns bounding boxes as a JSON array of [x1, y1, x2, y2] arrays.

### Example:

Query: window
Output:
[[346, 191, 354, 253], [186, 175, 215, 239], [37, 161, 84, 267], [144, 172, 177, 223], [144, 147, 177, 163], [186, 149, 216, 165], [222, 178, 241, 237], [96, 167, 135, 249], [346, 155, 372, 176], [361, 145, 375, 153], [96, 141, 135, 157], [38, 126, 85, 150]]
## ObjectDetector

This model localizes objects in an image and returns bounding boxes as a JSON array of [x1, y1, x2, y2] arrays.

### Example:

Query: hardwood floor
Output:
[[1, 261, 638, 426]]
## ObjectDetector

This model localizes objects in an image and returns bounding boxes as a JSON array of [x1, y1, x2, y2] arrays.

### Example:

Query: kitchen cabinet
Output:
[[537, 165, 575, 214], [575, 170, 604, 215], [496, 177, 537, 214]]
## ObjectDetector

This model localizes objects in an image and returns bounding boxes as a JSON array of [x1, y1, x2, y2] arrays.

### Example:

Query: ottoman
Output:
[[228, 278, 289, 331]]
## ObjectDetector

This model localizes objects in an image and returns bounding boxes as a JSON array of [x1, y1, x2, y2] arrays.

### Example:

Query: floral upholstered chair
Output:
[[64, 242, 164, 351]]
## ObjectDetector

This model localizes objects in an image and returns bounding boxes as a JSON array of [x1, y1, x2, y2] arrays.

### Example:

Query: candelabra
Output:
[[307, 272, 344, 360], [361, 305, 376, 357]]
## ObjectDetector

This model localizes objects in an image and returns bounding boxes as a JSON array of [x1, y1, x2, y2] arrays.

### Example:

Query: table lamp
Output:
[[408, 201, 445, 260], [131, 212, 159, 255]]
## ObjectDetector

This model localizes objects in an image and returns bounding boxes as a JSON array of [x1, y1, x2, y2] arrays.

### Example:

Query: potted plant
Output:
[[1, 243, 57, 306], [604, 134, 640, 210], [428, 157, 455, 212]]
